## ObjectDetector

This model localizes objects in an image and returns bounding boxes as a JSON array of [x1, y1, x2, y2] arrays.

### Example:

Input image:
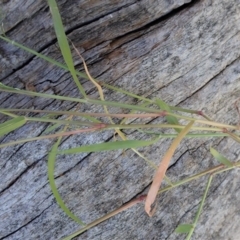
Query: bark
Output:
[[1, 0, 240, 239]]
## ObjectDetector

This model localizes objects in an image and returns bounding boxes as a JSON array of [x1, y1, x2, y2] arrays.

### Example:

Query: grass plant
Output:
[[0, 0, 240, 239]]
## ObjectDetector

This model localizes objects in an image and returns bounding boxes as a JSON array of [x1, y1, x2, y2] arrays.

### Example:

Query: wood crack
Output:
[[177, 55, 240, 106], [0, 202, 54, 240]]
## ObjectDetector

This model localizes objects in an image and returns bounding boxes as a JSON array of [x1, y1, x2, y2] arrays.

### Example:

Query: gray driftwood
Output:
[[1, 0, 240, 239]]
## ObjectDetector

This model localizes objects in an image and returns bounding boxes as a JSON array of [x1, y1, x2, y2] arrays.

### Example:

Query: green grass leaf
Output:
[[0, 110, 19, 118], [0, 116, 26, 137], [0, 36, 153, 103], [210, 147, 233, 167], [175, 224, 193, 233], [42, 123, 62, 134], [48, 141, 85, 225], [58, 138, 159, 155], [47, 0, 86, 97], [0, 82, 17, 90], [185, 175, 213, 240], [155, 99, 181, 133]]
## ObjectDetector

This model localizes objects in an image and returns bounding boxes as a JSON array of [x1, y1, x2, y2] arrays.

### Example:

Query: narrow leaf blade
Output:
[[210, 147, 233, 167], [42, 123, 62, 134], [155, 99, 180, 133], [145, 121, 194, 216], [175, 224, 193, 233], [0, 82, 17, 90], [48, 142, 85, 225], [0, 116, 26, 137], [58, 139, 158, 155], [48, 0, 73, 68], [185, 175, 213, 239], [47, 0, 86, 96]]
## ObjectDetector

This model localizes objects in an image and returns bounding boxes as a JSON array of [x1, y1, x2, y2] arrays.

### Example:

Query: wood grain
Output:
[[0, 0, 240, 239]]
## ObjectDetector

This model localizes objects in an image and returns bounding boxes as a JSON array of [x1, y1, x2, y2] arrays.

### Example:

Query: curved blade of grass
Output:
[[155, 98, 180, 133], [175, 224, 193, 234], [48, 140, 85, 225], [47, 0, 86, 98], [0, 116, 26, 137], [58, 138, 159, 155], [210, 147, 233, 167], [145, 121, 194, 216]]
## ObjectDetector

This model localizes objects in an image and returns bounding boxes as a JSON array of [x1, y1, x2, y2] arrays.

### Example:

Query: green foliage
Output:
[[0, 1, 240, 240], [175, 176, 213, 239], [175, 224, 193, 233], [58, 138, 159, 154], [155, 98, 181, 132], [0, 116, 26, 137], [48, 141, 85, 225], [47, 0, 86, 97], [210, 147, 233, 167]]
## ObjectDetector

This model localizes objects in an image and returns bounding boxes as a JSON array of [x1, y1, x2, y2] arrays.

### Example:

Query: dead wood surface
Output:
[[1, 0, 240, 239]]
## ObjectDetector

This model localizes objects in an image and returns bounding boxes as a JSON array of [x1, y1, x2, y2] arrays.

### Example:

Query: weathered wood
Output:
[[1, 0, 240, 239]]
